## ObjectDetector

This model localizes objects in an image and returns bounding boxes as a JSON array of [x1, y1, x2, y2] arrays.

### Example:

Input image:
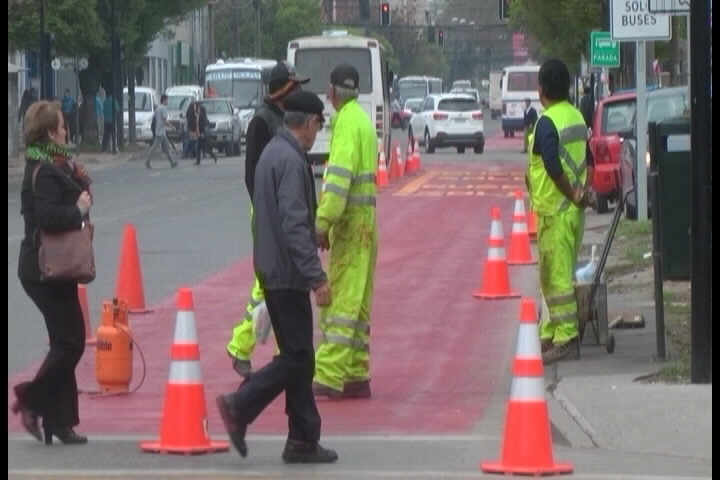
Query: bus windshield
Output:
[[295, 48, 373, 95], [398, 80, 428, 102], [205, 69, 263, 108], [506, 72, 538, 92]]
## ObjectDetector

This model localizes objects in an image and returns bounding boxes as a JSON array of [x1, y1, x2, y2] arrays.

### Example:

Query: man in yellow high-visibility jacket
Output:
[[312, 64, 378, 399], [526, 58, 595, 364]]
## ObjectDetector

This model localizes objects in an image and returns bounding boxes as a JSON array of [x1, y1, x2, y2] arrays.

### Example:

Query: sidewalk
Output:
[[544, 208, 712, 467], [7, 146, 145, 178]]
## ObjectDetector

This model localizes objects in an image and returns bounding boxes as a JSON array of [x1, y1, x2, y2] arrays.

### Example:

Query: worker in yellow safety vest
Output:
[[526, 58, 596, 364], [312, 64, 378, 399]]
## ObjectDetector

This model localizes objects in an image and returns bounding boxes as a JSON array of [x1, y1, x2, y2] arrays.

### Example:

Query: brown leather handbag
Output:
[[32, 165, 96, 284]]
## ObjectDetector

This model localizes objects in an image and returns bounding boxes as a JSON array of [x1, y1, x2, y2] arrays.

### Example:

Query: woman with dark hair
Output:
[[13, 100, 93, 446]]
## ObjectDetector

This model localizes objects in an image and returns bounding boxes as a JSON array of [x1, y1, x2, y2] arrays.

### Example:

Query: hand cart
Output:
[[575, 186, 636, 356]]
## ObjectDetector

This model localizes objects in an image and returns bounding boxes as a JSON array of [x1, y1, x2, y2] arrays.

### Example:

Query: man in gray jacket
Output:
[[216, 91, 338, 465]]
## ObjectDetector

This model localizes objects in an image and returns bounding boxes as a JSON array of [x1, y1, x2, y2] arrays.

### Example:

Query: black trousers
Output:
[[230, 289, 321, 444], [195, 136, 215, 164], [15, 280, 86, 428]]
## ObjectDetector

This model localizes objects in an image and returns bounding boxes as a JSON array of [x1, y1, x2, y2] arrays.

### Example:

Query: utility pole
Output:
[[39, 0, 46, 100], [110, 0, 120, 153], [208, 0, 217, 62], [253, 0, 261, 58]]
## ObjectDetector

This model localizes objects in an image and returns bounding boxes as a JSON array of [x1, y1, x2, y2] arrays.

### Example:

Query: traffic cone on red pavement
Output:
[[508, 190, 537, 265], [377, 149, 389, 189], [141, 288, 229, 454], [78, 285, 96, 346], [388, 144, 401, 181], [481, 297, 573, 476], [473, 207, 520, 299], [395, 142, 405, 177], [528, 209, 538, 241], [115, 224, 152, 314]]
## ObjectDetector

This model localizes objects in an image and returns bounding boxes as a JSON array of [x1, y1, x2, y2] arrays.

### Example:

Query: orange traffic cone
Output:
[[395, 142, 405, 177], [508, 190, 537, 265], [473, 207, 520, 299], [404, 143, 415, 175], [141, 288, 229, 454], [376, 149, 389, 189], [528, 209, 538, 241], [115, 224, 151, 314], [412, 141, 422, 172], [388, 144, 401, 181], [78, 285, 96, 346], [481, 297, 573, 476]]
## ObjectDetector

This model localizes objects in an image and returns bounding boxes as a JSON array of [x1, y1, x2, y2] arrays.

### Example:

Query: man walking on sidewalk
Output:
[[312, 64, 378, 400], [145, 94, 178, 169], [216, 91, 338, 464], [525, 58, 595, 364]]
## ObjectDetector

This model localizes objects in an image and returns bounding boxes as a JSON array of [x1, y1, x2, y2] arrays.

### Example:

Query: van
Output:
[[500, 63, 542, 137]]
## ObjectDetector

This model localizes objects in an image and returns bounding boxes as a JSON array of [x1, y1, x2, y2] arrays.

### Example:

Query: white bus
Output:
[[500, 63, 542, 137], [204, 57, 278, 140], [397, 75, 444, 105], [288, 31, 395, 165]]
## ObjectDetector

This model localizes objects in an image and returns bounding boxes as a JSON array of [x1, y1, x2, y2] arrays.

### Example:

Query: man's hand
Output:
[[317, 229, 330, 251], [313, 281, 332, 307], [573, 186, 596, 209]]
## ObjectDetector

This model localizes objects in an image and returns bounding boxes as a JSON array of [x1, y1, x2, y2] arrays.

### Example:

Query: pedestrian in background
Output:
[[14, 100, 93, 446], [312, 64, 378, 400], [145, 94, 178, 169], [216, 90, 338, 464], [522, 98, 538, 154]]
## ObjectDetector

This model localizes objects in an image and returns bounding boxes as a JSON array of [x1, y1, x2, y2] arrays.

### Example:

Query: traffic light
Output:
[[437, 29, 445, 47], [380, 2, 390, 26], [500, 0, 510, 20]]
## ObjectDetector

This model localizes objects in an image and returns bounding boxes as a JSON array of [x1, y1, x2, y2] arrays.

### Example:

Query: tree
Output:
[[9, 0, 205, 147], [215, 0, 323, 62], [508, 0, 601, 72]]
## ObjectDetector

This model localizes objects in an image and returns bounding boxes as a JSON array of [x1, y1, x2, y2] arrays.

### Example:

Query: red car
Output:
[[588, 91, 637, 213]]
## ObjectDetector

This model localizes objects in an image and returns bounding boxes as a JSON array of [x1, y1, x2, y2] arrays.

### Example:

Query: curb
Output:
[[549, 381, 608, 449]]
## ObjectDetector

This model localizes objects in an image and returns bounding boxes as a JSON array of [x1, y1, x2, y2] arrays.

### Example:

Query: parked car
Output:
[[588, 91, 637, 213], [408, 93, 485, 154], [618, 86, 689, 219], [196, 98, 242, 157], [165, 85, 203, 143], [400, 97, 423, 131]]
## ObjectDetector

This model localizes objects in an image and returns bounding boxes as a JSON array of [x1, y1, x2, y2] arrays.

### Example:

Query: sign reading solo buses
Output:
[[611, 0, 672, 41]]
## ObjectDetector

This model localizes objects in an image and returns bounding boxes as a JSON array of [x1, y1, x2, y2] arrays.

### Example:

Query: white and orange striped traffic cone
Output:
[[377, 148, 389, 189], [481, 297, 573, 475], [141, 288, 229, 454], [473, 207, 520, 299], [507, 190, 537, 265]]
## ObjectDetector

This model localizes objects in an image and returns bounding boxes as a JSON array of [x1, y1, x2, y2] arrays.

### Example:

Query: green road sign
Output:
[[590, 31, 620, 68]]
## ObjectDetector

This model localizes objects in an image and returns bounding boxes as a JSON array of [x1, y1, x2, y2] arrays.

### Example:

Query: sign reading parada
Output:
[[611, 0, 672, 41]]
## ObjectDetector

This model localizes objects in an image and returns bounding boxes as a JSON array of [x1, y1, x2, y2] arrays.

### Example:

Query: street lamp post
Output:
[[39, 0, 46, 99]]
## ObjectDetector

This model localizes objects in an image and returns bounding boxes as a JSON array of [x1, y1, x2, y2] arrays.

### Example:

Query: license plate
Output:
[[454, 118, 467, 123]]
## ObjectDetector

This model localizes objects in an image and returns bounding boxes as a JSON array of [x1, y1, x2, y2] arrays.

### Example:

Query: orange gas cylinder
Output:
[[95, 298, 133, 393]]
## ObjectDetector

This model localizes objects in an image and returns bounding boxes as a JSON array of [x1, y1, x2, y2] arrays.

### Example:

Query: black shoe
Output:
[[342, 380, 372, 399], [215, 394, 248, 457], [43, 427, 88, 445], [282, 439, 338, 464]]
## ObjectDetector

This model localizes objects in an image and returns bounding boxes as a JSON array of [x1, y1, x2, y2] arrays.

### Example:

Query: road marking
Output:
[[394, 170, 440, 194]]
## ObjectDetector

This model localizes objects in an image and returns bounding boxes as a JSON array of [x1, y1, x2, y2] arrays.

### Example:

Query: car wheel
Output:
[[474, 143, 484, 154], [424, 130, 435, 154], [457, 146, 465, 154], [509, 130, 515, 138], [595, 194, 610, 214], [225, 142, 234, 157]]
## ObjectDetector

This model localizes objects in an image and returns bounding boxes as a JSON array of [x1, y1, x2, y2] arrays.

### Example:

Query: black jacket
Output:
[[244, 98, 284, 201], [18, 161, 85, 281], [186, 104, 212, 135]]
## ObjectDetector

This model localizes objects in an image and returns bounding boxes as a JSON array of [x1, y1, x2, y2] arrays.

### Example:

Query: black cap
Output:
[[268, 61, 310, 95], [330, 63, 360, 90], [283, 91, 325, 117]]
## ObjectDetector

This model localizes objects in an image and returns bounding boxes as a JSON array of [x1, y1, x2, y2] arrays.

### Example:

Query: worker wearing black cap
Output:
[[226, 61, 310, 378], [217, 90, 338, 465], [312, 64, 379, 400]]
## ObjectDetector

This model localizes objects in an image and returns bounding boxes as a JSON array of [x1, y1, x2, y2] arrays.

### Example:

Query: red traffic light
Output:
[[381, 2, 389, 11]]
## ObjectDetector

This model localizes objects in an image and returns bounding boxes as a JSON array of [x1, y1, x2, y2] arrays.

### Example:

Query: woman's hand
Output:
[[76, 191, 93, 217]]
